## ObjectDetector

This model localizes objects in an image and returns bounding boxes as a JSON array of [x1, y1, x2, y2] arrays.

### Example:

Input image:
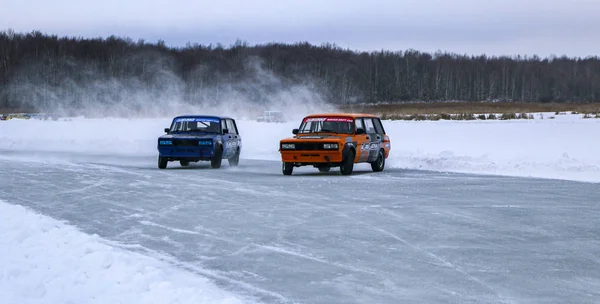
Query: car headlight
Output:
[[323, 143, 338, 149], [159, 140, 172, 145], [281, 143, 295, 149], [198, 140, 212, 145]]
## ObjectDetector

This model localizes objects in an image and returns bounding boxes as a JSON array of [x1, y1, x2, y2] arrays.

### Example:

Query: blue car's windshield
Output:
[[170, 117, 221, 133]]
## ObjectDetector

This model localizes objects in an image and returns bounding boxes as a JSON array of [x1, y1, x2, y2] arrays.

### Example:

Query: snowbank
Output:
[[0, 114, 599, 182], [0, 117, 171, 156], [384, 116, 600, 183], [0, 200, 249, 304]]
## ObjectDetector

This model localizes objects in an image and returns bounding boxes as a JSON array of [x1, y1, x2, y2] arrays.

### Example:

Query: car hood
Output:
[[159, 134, 218, 140], [281, 134, 349, 141]]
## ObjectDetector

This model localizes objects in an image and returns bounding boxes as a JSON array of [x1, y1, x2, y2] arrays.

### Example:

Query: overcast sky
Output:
[[1, 0, 599, 57]]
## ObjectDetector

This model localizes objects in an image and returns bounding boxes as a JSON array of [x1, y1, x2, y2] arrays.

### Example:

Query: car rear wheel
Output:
[[211, 146, 223, 169], [228, 148, 240, 166], [370, 149, 385, 172], [282, 162, 294, 175], [180, 160, 190, 167], [158, 156, 167, 169], [340, 150, 355, 175]]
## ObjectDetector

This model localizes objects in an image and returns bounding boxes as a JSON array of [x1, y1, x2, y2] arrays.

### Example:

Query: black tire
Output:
[[180, 160, 190, 167], [340, 150, 355, 175], [370, 149, 385, 172], [158, 156, 167, 169], [282, 162, 294, 175], [318, 165, 330, 172], [211, 146, 223, 169], [228, 148, 240, 166]]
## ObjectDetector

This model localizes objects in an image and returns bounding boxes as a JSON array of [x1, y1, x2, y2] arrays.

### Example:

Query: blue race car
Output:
[[157, 115, 242, 169]]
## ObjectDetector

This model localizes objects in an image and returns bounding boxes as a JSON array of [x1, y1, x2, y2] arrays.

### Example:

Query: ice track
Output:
[[1, 152, 600, 304]]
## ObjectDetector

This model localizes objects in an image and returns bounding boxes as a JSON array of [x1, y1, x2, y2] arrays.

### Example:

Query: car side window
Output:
[[373, 118, 385, 135], [363, 118, 376, 134], [220, 120, 227, 134], [226, 119, 238, 135], [355, 118, 364, 131]]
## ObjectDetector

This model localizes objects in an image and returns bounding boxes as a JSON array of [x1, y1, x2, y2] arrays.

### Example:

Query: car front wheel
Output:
[[211, 146, 223, 168], [158, 156, 167, 169], [282, 162, 294, 175], [340, 150, 355, 175]]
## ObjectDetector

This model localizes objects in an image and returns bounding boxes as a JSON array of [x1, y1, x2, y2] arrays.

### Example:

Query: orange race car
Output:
[[279, 113, 391, 175]]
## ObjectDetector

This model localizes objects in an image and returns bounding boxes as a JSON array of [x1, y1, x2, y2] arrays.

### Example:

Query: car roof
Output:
[[303, 113, 379, 119], [173, 115, 235, 120]]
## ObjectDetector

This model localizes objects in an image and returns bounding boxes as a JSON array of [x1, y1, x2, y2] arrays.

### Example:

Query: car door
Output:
[[227, 119, 241, 151], [362, 117, 381, 162], [220, 119, 233, 157], [373, 117, 389, 154], [222, 119, 240, 158], [354, 117, 370, 162]]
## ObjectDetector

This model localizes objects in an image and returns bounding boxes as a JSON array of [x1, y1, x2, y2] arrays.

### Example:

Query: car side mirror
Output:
[[355, 128, 366, 135], [164, 128, 170, 134], [222, 128, 229, 134], [292, 128, 299, 135]]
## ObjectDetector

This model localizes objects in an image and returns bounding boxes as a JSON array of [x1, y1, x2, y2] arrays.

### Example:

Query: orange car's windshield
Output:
[[298, 117, 354, 134]]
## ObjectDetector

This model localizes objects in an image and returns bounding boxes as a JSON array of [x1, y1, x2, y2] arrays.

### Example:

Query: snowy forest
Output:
[[1, 30, 600, 111]]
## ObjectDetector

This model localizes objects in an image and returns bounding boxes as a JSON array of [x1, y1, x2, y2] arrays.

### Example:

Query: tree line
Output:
[[1, 29, 599, 111]]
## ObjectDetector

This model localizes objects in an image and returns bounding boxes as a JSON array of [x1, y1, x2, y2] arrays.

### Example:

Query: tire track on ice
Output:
[[292, 194, 513, 304], [137, 219, 378, 276]]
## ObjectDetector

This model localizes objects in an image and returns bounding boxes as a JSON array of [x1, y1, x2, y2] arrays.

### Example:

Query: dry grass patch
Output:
[[0, 108, 34, 114], [340, 101, 600, 117], [380, 112, 538, 121]]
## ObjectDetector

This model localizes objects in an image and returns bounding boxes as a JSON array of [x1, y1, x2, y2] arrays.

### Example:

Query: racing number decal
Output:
[[225, 139, 237, 149], [361, 141, 380, 162], [223, 138, 237, 157], [361, 142, 380, 152]]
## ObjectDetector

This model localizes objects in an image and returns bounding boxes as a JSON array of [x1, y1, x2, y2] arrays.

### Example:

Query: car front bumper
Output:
[[158, 146, 214, 159], [280, 150, 343, 163]]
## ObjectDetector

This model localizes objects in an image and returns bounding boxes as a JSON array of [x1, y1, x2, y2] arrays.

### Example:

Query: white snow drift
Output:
[[0, 200, 250, 304], [383, 115, 600, 183]]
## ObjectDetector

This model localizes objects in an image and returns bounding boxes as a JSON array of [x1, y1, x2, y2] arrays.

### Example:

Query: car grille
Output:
[[173, 139, 200, 146], [291, 142, 331, 150]]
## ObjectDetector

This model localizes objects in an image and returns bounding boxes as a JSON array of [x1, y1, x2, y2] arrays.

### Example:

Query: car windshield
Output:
[[170, 117, 221, 133], [298, 117, 354, 134]]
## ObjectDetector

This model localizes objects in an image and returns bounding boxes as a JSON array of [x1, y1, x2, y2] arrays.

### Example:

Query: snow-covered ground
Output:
[[1, 112, 598, 183], [0, 200, 251, 304], [1, 112, 599, 304]]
